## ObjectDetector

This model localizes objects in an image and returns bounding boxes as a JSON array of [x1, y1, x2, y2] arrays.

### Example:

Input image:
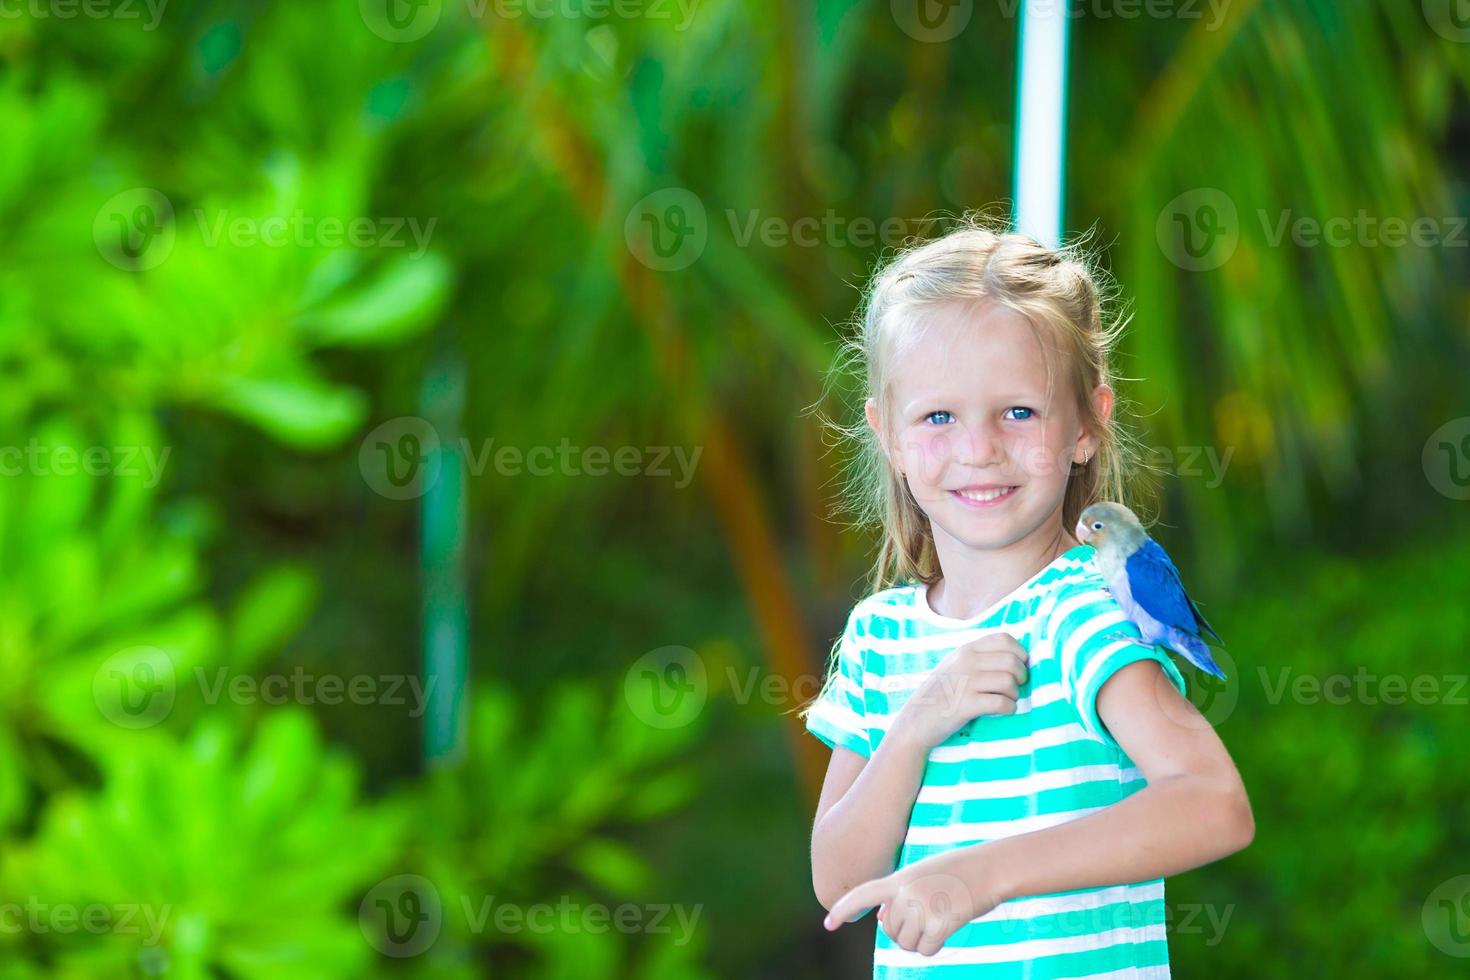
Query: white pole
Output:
[[1012, 0, 1070, 247]]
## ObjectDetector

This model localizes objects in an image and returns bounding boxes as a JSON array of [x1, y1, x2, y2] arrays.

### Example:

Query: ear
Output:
[[1076, 383, 1114, 463], [864, 397, 898, 471]]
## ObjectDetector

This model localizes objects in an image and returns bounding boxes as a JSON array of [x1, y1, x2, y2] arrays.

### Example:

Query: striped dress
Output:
[[805, 544, 1189, 979]]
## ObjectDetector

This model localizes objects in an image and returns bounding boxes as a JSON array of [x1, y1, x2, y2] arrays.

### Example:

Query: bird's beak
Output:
[[1075, 519, 1091, 544]]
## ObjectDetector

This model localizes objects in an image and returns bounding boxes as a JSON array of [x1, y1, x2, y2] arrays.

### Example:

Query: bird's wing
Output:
[[1124, 539, 1221, 641]]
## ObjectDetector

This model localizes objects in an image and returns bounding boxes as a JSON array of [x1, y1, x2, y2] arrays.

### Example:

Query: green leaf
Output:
[[229, 562, 320, 668], [207, 374, 367, 450], [567, 837, 653, 896], [293, 252, 452, 348]]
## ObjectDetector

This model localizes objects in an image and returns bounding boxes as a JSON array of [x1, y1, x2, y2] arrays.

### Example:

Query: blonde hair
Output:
[[823, 213, 1155, 594]]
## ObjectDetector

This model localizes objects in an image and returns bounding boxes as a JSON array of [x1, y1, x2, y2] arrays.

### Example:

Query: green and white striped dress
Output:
[[806, 544, 1188, 979]]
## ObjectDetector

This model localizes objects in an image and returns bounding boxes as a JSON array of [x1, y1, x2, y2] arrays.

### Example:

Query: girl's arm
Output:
[[954, 659, 1253, 903], [810, 635, 1030, 911], [810, 728, 933, 911], [823, 660, 1252, 938]]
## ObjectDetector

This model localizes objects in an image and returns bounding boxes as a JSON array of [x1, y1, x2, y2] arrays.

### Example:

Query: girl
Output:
[[800, 219, 1253, 978]]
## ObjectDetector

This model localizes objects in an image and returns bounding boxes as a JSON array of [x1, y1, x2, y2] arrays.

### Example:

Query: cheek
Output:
[[1013, 424, 1070, 483], [895, 427, 957, 486]]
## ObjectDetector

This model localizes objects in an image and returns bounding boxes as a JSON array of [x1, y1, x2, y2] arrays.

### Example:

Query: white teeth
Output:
[[956, 487, 1015, 502]]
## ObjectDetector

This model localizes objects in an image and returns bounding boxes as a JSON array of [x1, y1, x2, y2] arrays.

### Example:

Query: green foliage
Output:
[[0, 0, 1463, 976], [0, 711, 406, 979], [372, 683, 711, 979], [1169, 527, 1470, 978]]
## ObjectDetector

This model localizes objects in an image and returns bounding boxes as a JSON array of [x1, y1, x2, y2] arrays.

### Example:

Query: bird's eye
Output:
[[1091, 521, 1104, 531]]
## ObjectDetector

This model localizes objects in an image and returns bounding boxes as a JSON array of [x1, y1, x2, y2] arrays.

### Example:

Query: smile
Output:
[[950, 486, 1019, 507]]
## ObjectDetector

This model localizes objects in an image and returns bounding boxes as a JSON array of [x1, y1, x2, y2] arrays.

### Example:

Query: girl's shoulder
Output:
[[840, 582, 925, 634], [855, 581, 927, 614], [1032, 546, 1126, 635], [1039, 545, 1109, 595]]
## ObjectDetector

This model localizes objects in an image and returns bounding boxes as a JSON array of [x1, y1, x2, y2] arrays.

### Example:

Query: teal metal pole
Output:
[[421, 355, 468, 766], [1012, 0, 1071, 246]]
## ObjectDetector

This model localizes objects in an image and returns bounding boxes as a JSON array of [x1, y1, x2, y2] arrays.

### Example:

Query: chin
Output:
[[923, 490, 1064, 552]]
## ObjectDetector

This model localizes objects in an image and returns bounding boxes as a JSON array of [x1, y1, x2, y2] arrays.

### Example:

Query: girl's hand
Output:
[[889, 634, 1029, 751], [822, 849, 1004, 956]]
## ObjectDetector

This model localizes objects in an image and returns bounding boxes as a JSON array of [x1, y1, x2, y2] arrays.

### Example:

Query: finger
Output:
[[824, 878, 892, 930], [916, 924, 948, 958], [894, 908, 923, 951], [972, 670, 1020, 698], [973, 648, 1029, 684], [968, 692, 1017, 717]]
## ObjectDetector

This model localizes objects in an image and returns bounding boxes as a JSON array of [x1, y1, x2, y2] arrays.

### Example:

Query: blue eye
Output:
[[925, 410, 954, 425], [1003, 407, 1035, 421]]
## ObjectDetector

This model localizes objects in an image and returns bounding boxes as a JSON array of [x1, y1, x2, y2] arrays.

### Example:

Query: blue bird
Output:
[[1075, 502, 1226, 680]]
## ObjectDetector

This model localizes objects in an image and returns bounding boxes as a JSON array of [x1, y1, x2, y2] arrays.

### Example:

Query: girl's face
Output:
[[865, 300, 1109, 555]]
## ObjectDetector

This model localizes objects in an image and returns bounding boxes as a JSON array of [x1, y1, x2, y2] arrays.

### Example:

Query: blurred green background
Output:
[[1, 0, 1468, 976]]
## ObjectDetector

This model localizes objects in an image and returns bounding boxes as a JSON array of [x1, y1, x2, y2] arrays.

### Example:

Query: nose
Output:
[[954, 420, 1005, 468]]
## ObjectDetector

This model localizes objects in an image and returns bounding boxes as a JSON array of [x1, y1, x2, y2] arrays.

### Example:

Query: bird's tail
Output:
[[1167, 627, 1226, 680]]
